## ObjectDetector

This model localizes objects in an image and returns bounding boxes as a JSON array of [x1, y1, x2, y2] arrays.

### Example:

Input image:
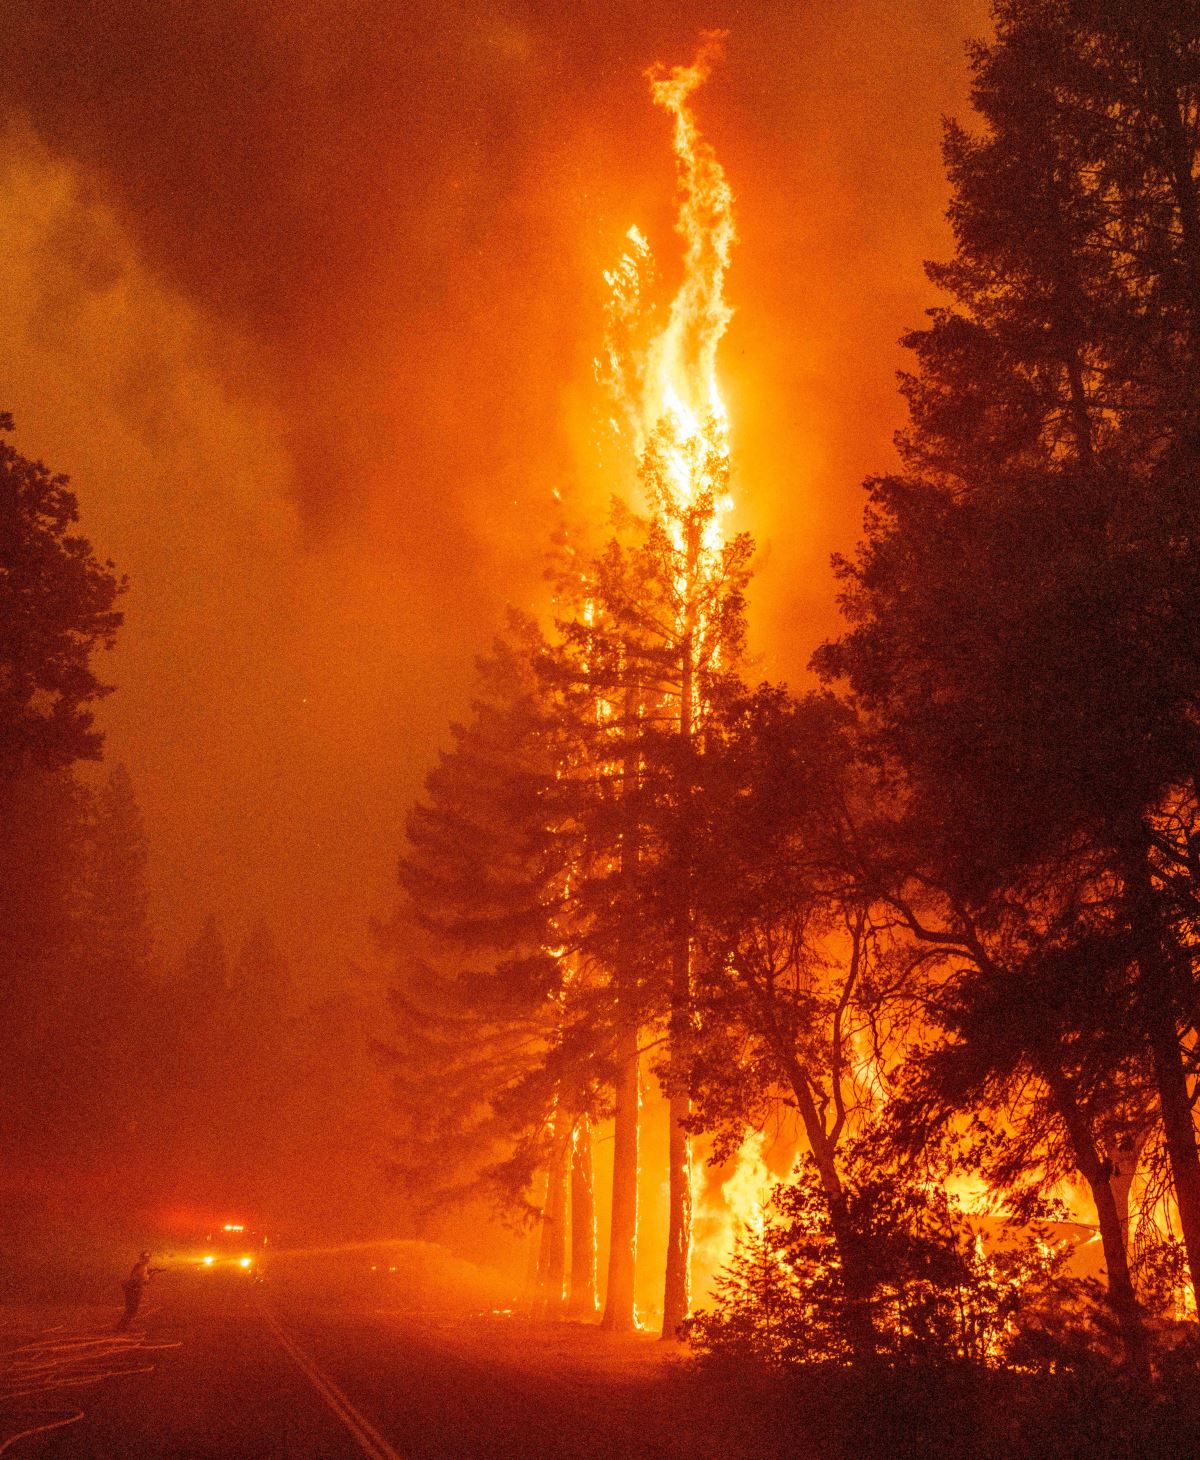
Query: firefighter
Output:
[[116, 1250, 163, 1332]]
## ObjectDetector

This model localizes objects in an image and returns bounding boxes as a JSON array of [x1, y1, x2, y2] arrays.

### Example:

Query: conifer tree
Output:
[[87, 763, 154, 1004], [0, 768, 92, 1166], [0, 416, 123, 1171], [0, 414, 124, 782], [386, 619, 593, 1285], [594, 426, 752, 1337], [817, 0, 1200, 1307], [548, 434, 753, 1334]]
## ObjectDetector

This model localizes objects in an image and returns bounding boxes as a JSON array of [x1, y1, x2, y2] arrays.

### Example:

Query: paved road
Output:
[[1, 1282, 788, 1459]]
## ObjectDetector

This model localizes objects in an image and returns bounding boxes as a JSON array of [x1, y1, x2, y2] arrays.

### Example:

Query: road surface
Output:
[[0, 1280, 790, 1458]]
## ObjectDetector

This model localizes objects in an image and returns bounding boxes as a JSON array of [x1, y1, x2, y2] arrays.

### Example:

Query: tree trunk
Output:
[[662, 865, 693, 1337], [1092, 1170, 1150, 1381], [662, 1074, 692, 1337], [601, 1020, 640, 1330], [537, 1122, 569, 1315], [1109, 1128, 1148, 1245], [662, 528, 698, 1340], [525, 1166, 549, 1302], [1144, 977, 1200, 1308], [602, 678, 643, 1333], [569, 1116, 599, 1318], [1126, 851, 1200, 1311], [1039, 1056, 1149, 1381], [787, 1062, 876, 1360]]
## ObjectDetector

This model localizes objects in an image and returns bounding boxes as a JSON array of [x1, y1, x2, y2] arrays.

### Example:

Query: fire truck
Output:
[[192, 1221, 269, 1280]]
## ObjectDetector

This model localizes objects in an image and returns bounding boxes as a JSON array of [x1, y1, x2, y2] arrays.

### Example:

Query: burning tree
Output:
[[384, 32, 757, 1337], [552, 434, 753, 1335], [587, 32, 749, 1339], [687, 1132, 1103, 1376]]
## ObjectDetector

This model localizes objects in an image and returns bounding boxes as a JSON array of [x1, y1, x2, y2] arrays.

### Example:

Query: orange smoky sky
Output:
[[0, 1, 988, 984]]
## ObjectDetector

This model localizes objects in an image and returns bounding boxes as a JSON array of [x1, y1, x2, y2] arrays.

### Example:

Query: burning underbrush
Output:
[[678, 1140, 1200, 1457], [686, 1144, 1112, 1371]]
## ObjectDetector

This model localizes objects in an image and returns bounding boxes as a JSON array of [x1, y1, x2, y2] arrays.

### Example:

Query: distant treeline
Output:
[[0, 410, 394, 1252], [0, 758, 395, 1246]]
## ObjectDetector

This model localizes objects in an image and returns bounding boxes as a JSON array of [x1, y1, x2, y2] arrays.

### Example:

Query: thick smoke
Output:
[[0, 0, 987, 980]]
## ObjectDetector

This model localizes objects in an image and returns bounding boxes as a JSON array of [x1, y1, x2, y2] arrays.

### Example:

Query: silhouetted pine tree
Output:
[[75, 763, 157, 1175], [385, 619, 597, 1298], [0, 769, 91, 1171], [0, 413, 123, 783], [816, 0, 1200, 1316]]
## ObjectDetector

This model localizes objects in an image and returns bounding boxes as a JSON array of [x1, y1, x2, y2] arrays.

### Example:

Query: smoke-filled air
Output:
[[4, 3, 1200, 1457]]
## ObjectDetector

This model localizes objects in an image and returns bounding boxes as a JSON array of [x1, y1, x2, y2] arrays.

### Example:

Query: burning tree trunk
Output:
[[569, 1115, 599, 1317], [663, 577, 698, 1340], [662, 1064, 693, 1337], [601, 678, 646, 1333], [602, 1020, 640, 1331]]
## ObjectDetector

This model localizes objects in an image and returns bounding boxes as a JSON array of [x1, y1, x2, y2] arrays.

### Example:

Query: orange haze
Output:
[[0, 1, 986, 1000]]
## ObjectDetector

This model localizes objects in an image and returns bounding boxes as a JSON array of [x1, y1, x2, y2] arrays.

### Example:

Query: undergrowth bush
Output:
[[685, 1138, 1107, 1373]]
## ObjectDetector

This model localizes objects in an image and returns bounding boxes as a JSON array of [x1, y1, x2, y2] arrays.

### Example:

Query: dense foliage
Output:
[[0, 413, 124, 781]]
